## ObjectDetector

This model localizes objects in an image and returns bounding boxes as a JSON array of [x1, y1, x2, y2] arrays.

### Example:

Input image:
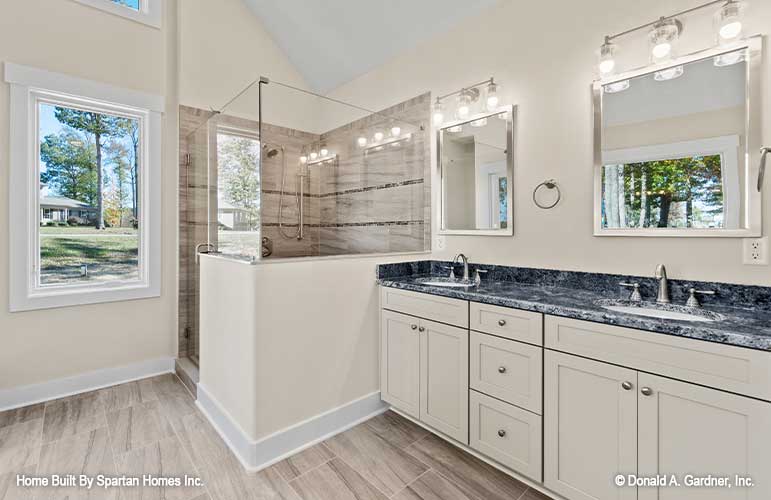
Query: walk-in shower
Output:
[[178, 77, 431, 366]]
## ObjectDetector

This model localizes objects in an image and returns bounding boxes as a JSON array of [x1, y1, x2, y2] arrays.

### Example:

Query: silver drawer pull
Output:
[[621, 381, 633, 391], [411, 324, 418, 330], [498, 319, 507, 327], [498, 366, 507, 374], [641, 387, 654, 397], [497, 429, 506, 438]]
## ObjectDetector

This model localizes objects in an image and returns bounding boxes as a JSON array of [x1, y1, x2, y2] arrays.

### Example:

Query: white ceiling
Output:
[[243, 0, 500, 93]]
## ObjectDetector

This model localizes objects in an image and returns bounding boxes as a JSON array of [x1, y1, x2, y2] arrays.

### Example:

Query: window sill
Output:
[[10, 282, 160, 312], [71, 0, 161, 29]]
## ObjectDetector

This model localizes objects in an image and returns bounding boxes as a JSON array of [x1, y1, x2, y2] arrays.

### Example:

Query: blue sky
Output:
[[114, 0, 140, 9]]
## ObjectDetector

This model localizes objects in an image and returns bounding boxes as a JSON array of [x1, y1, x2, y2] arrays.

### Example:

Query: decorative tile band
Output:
[[262, 178, 424, 199], [263, 220, 425, 228]]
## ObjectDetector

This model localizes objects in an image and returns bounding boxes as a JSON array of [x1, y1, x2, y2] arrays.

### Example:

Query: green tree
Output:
[[105, 141, 131, 227], [217, 135, 261, 229], [54, 108, 132, 229], [40, 130, 97, 205]]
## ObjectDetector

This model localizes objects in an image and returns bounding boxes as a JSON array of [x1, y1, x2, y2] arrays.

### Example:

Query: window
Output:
[[601, 136, 740, 230], [6, 63, 163, 311], [71, 0, 161, 28]]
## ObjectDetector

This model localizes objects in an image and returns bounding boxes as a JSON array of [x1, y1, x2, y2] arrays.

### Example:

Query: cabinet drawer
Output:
[[470, 390, 542, 482], [470, 302, 542, 345], [545, 315, 771, 401], [470, 332, 543, 414], [381, 287, 468, 328]]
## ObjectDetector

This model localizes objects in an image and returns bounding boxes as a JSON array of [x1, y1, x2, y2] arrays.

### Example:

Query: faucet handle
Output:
[[686, 288, 715, 308], [474, 269, 488, 286], [439, 265, 456, 279], [619, 282, 642, 302]]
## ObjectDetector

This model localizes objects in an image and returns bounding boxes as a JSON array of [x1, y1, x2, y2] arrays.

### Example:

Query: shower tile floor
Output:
[[0, 373, 552, 500]]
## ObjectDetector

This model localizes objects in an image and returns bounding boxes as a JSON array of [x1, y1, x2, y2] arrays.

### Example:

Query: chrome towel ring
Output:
[[533, 179, 561, 209]]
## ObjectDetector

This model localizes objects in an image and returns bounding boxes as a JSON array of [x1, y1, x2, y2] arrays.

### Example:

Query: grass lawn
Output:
[[40, 228, 138, 285]]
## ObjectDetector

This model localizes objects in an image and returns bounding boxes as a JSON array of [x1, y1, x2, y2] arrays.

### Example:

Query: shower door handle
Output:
[[758, 147, 770, 192]]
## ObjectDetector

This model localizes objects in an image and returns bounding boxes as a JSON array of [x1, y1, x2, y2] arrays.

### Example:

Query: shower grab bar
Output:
[[758, 147, 769, 192]]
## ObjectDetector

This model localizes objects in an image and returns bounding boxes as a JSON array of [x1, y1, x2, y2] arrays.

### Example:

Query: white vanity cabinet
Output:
[[544, 317, 771, 500], [380, 309, 422, 419]]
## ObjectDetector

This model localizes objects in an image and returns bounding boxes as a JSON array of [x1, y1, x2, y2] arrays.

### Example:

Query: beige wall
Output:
[[0, 0, 179, 389], [330, 0, 771, 286]]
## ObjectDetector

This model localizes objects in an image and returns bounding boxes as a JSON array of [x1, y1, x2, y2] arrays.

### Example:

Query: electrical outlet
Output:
[[743, 237, 768, 265]]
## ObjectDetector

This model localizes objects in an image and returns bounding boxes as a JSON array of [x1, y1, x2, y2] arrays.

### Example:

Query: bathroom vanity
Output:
[[377, 261, 771, 500]]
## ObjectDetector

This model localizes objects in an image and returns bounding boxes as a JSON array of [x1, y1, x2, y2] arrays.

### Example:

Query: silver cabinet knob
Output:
[[497, 429, 506, 438], [498, 366, 507, 374], [498, 319, 507, 327], [411, 324, 418, 330], [622, 381, 633, 391], [418, 326, 425, 332], [641, 387, 654, 396]]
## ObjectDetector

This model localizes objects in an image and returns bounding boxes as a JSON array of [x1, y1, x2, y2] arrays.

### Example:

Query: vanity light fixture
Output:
[[432, 77, 504, 127], [595, 1, 749, 80], [654, 65, 684, 81], [373, 130, 385, 142], [307, 152, 338, 167], [715, 0, 746, 42], [319, 143, 329, 157], [390, 125, 401, 137], [357, 136, 368, 147], [713, 50, 745, 66], [299, 146, 308, 164], [603, 80, 630, 93]]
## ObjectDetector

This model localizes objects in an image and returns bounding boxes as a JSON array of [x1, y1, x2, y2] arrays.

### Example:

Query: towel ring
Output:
[[533, 179, 561, 209]]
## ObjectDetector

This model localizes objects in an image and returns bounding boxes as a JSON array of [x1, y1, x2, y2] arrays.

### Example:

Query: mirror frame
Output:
[[438, 104, 516, 236], [592, 35, 762, 237]]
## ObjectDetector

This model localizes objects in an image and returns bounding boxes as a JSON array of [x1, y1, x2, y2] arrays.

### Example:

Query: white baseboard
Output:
[[0, 357, 175, 411], [196, 383, 389, 472]]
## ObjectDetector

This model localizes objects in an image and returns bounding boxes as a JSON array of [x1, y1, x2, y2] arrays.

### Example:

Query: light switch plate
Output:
[[743, 237, 768, 265]]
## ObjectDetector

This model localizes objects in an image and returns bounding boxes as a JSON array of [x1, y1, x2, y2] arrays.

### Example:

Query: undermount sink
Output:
[[597, 299, 725, 323], [416, 277, 476, 288]]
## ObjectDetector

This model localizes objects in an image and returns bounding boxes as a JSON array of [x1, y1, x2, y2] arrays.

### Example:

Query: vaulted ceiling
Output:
[[243, 0, 500, 93]]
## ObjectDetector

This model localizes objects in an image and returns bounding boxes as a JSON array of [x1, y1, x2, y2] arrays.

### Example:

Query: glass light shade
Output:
[[432, 100, 444, 126], [357, 136, 367, 147], [374, 131, 384, 142], [456, 92, 472, 120], [715, 1, 746, 42], [320, 147, 329, 157], [485, 82, 500, 111], [604, 80, 630, 93], [390, 126, 401, 137], [598, 39, 617, 75], [470, 117, 488, 127], [654, 65, 684, 81], [300, 155, 308, 164], [714, 50, 745, 67], [309, 151, 318, 160], [648, 19, 680, 62]]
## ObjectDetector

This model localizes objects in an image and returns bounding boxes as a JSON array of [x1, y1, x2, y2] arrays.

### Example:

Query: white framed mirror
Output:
[[438, 105, 515, 236], [593, 36, 762, 237]]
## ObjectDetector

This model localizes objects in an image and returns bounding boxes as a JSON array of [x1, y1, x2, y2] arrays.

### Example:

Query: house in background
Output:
[[40, 195, 96, 223]]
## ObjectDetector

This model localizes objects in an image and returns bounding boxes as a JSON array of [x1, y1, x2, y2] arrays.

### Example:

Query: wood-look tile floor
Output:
[[0, 374, 554, 500]]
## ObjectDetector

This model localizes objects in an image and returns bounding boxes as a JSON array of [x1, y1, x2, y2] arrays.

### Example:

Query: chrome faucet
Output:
[[453, 253, 470, 281], [655, 264, 670, 304]]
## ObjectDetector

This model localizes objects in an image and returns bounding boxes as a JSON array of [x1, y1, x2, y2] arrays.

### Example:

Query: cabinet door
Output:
[[544, 351, 638, 500], [638, 373, 771, 500], [419, 318, 469, 443], [380, 310, 421, 418]]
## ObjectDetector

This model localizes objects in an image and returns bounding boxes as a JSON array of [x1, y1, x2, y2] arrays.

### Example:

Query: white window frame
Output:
[[71, 0, 161, 29], [5, 62, 164, 312]]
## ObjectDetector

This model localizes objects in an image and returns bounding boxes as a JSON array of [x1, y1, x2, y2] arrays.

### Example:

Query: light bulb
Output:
[[357, 137, 367, 147], [432, 100, 444, 126], [654, 65, 684, 81], [715, 1, 745, 42], [485, 81, 500, 111], [390, 126, 401, 137], [604, 80, 630, 93], [456, 91, 472, 120], [374, 131, 384, 142], [300, 155, 308, 164], [648, 18, 680, 62], [598, 38, 617, 76], [470, 118, 488, 127], [320, 147, 329, 157], [310, 151, 318, 160]]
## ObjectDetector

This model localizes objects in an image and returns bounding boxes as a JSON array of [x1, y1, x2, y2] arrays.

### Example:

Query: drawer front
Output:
[[470, 302, 543, 345], [545, 315, 771, 401], [381, 287, 468, 328], [470, 390, 543, 482], [470, 331, 543, 414]]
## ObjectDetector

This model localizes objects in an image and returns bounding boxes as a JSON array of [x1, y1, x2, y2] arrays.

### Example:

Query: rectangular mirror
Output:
[[594, 37, 762, 237], [439, 105, 515, 235]]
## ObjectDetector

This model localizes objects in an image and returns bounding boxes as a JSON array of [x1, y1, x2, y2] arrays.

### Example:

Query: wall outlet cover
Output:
[[743, 237, 768, 265]]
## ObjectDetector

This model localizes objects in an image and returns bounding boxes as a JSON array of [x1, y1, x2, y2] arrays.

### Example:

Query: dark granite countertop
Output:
[[377, 262, 771, 352]]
